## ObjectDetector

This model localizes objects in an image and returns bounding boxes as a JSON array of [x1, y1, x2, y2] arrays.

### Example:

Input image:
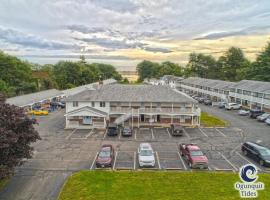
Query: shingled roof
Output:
[[230, 80, 270, 94], [66, 84, 196, 103]]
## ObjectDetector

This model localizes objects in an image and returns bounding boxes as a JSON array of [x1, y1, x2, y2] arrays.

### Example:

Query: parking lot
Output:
[[1, 108, 270, 200]]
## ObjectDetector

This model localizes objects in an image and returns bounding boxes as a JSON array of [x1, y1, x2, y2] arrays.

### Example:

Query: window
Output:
[[100, 102, 106, 107], [73, 101, 78, 107], [91, 102, 95, 107]]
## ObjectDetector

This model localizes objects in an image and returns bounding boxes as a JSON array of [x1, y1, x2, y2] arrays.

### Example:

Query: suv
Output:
[[225, 103, 242, 110], [249, 109, 264, 119], [138, 143, 155, 167], [107, 123, 119, 136], [96, 144, 115, 168], [179, 143, 208, 169], [170, 124, 184, 136], [241, 142, 270, 167]]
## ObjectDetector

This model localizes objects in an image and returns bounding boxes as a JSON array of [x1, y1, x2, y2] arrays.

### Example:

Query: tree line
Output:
[[0, 53, 124, 97], [137, 42, 270, 82]]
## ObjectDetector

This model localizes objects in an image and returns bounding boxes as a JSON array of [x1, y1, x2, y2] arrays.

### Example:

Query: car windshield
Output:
[[140, 149, 153, 156], [190, 150, 204, 156], [261, 113, 270, 117], [259, 149, 270, 156], [99, 149, 110, 158]]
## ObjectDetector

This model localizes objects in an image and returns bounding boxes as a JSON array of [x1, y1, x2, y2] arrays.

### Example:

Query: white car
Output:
[[265, 117, 270, 125], [225, 103, 242, 110], [238, 109, 250, 116], [138, 143, 155, 167]]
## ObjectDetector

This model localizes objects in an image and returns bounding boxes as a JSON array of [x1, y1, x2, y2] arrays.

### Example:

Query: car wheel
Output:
[[259, 160, 264, 166], [243, 150, 248, 156]]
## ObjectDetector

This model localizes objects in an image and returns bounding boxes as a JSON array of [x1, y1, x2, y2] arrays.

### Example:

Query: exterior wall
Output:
[[66, 116, 106, 129], [66, 101, 110, 113]]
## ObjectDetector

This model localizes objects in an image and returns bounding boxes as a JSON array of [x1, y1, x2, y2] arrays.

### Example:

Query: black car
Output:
[[249, 109, 264, 119], [170, 124, 184, 136], [121, 126, 133, 137], [204, 99, 212, 106], [107, 123, 119, 136], [241, 142, 270, 167]]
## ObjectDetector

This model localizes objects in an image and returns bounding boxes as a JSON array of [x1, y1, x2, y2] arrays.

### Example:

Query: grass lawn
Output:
[[58, 171, 270, 200], [0, 178, 10, 191], [201, 111, 228, 127]]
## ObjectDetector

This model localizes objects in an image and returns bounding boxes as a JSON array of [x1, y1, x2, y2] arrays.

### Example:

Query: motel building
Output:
[[65, 84, 201, 129]]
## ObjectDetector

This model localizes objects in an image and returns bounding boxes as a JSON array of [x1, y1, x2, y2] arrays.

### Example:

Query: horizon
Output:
[[1, 0, 270, 70]]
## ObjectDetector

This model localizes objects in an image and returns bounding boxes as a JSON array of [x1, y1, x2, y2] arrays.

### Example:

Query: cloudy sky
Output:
[[1, 0, 270, 70]]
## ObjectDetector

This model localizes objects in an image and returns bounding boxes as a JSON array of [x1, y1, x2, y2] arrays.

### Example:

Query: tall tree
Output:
[[0, 93, 40, 179], [248, 42, 270, 81]]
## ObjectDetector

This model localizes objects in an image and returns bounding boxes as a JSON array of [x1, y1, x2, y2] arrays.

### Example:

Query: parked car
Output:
[[29, 110, 49, 115], [138, 143, 155, 167], [249, 109, 264, 119], [96, 144, 114, 168], [265, 117, 270, 125], [225, 103, 242, 110], [170, 124, 184, 136], [107, 123, 119, 136], [238, 109, 250, 116], [257, 113, 270, 122], [179, 143, 208, 169], [241, 142, 270, 167], [121, 126, 133, 137], [197, 97, 205, 103], [218, 102, 226, 109], [204, 99, 212, 106]]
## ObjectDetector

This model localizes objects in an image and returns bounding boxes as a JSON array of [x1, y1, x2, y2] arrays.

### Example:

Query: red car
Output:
[[96, 144, 115, 168], [179, 143, 208, 169]]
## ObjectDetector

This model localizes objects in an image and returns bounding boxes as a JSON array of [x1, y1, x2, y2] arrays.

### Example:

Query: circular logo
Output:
[[240, 164, 258, 183]]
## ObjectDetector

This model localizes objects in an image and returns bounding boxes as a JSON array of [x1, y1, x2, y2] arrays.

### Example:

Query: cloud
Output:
[[143, 46, 172, 53], [91, 0, 139, 13], [0, 27, 79, 50]]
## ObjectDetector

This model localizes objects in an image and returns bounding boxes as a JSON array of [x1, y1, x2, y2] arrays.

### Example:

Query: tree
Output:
[[0, 93, 40, 179], [136, 60, 160, 81], [248, 42, 270, 81]]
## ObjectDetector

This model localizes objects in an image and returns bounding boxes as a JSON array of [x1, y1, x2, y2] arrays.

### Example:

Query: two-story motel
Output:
[[65, 84, 201, 129]]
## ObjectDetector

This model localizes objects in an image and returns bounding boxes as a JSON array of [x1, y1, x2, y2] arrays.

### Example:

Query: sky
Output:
[[0, 0, 270, 70]]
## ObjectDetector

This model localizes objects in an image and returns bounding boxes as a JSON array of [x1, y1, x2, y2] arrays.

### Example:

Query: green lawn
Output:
[[0, 178, 9, 191], [201, 112, 228, 127], [58, 171, 270, 200]]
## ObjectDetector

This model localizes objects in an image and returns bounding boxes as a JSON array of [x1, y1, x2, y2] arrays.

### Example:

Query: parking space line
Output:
[[156, 152, 161, 169], [183, 128, 191, 139], [86, 129, 94, 139], [198, 127, 208, 137], [236, 152, 262, 171], [151, 128, 155, 139], [65, 129, 77, 140], [118, 131, 121, 140], [215, 128, 227, 138], [219, 152, 237, 172], [133, 151, 136, 170], [90, 152, 99, 170], [134, 129, 137, 140], [113, 151, 118, 170], [103, 129, 107, 140], [177, 152, 187, 170], [166, 128, 172, 138]]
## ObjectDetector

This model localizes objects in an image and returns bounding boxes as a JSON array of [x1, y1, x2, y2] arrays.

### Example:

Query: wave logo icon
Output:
[[240, 164, 258, 183]]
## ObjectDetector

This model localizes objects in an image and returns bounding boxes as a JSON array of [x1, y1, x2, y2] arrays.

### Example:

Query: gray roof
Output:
[[66, 84, 196, 103], [230, 80, 270, 94], [6, 89, 63, 107], [181, 77, 235, 90], [62, 78, 117, 96]]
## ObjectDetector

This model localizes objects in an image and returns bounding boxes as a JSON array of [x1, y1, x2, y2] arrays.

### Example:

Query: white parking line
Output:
[[198, 127, 208, 137], [183, 128, 191, 139], [133, 151, 136, 170], [236, 152, 262, 171], [118, 131, 121, 140], [113, 151, 118, 170], [134, 129, 137, 140], [103, 130, 107, 140], [151, 128, 155, 139], [215, 128, 227, 137], [86, 129, 94, 139], [219, 152, 237, 172], [177, 152, 187, 170], [90, 152, 99, 170], [166, 128, 172, 138], [156, 152, 161, 169], [65, 129, 77, 140]]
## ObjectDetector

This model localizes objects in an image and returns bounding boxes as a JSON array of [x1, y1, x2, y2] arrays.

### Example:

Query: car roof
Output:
[[186, 144, 200, 151], [101, 144, 112, 149], [245, 142, 269, 150]]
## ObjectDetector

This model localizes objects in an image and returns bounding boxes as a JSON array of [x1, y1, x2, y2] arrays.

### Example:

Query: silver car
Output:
[[138, 143, 155, 167]]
